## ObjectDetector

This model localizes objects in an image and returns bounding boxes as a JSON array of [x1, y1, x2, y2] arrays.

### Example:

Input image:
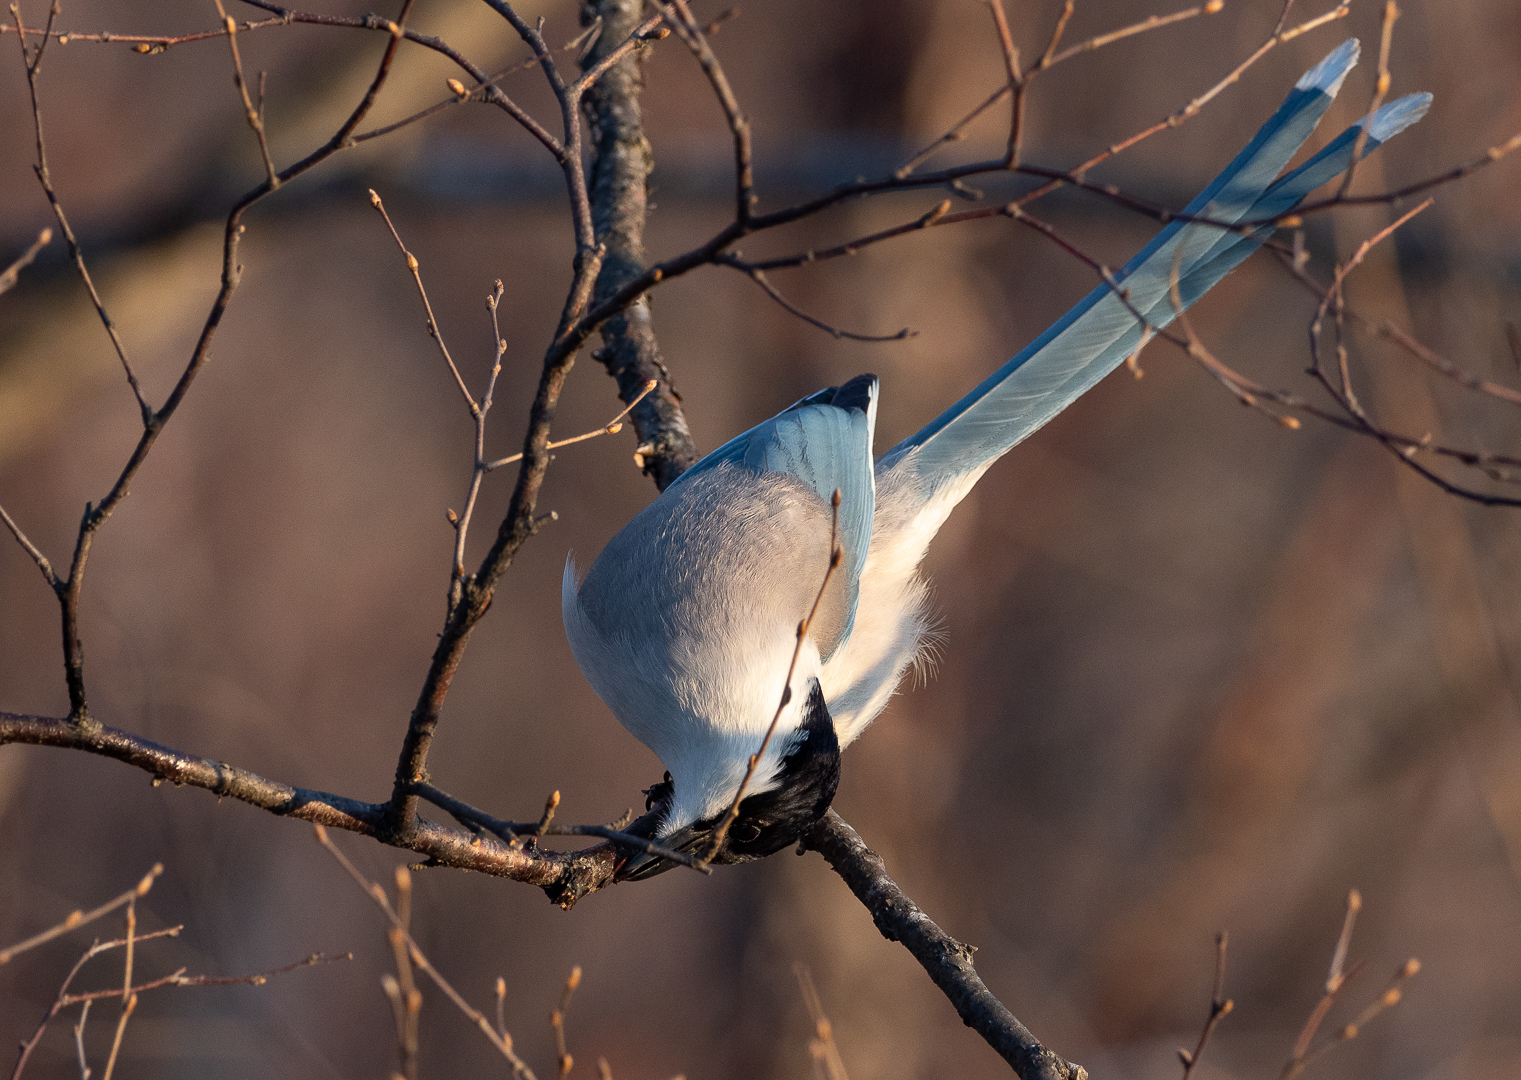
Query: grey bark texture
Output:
[[805, 811, 1089, 1080], [579, 0, 698, 492]]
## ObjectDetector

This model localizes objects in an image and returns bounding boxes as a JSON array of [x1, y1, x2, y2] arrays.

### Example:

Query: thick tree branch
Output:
[[579, 0, 697, 492], [0, 711, 630, 908]]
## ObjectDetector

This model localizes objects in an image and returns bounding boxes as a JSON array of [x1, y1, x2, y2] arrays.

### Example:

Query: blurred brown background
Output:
[[3, 0, 1521, 1077]]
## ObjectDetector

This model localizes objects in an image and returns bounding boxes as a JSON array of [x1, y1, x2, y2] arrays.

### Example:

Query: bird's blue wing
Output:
[[880, 40, 1426, 499], [669, 374, 878, 657]]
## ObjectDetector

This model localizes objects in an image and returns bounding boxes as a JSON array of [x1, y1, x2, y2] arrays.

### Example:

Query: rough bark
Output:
[[805, 811, 1088, 1080], [579, 0, 697, 492]]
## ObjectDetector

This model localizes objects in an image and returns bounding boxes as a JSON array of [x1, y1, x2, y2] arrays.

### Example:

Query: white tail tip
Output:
[[1295, 38, 1361, 97]]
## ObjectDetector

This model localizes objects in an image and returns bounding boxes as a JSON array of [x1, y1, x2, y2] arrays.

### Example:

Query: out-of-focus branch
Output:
[[804, 811, 1087, 1080], [579, 0, 697, 492], [0, 226, 50, 295], [1179, 933, 1233, 1079], [314, 826, 541, 1077]]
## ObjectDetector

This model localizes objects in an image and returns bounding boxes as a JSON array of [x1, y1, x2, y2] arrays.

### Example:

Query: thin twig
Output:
[[0, 13, 299, 49], [0, 501, 60, 591], [384, 867, 422, 1080], [983, 0, 1024, 167], [71, 999, 91, 1080], [0, 226, 50, 295], [805, 812, 1085, 1080], [211, 0, 279, 188], [1038, 1, 1076, 69], [1179, 933, 1233, 1080], [795, 964, 851, 1080], [549, 966, 581, 1078], [0, 865, 161, 966], [735, 267, 914, 342], [1280, 889, 1365, 1080], [1046, 0, 1225, 68], [1303, 958, 1421, 1066], [1337, 1, 1399, 201], [415, 781, 707, 869], [485, 379, 656, 469], [369, 190, 476, 412], [896, 0, 1223, 178], [12, 3, 152, 426], [701, 490, 843, 866], [653, 1, 752, 223], [313, 825, 540, 1079], [53, 953, 347, 1005]]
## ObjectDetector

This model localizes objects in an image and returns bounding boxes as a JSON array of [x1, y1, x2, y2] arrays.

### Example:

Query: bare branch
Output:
[[0, 711, 630, 907], [652, 0, 753, 223], [804, 812, 1086, 1080], [211, 0, 280, 188], [1046, 0, 1225, 68], [35, 0, 423, 722], [0, 865, 161, 966], [795, 964, 851, 1080], [12, 3, 152, 427], [0, 226, 50, 295], [1179, 933, 1233, 1080], [370, 190, 477, 413], [485, 379, 657, 469], [1038, 0, 1076, 69], [314, 825, 541, 1078], [549, 966, 581, 1078], [0, 501, 60, 591], [734, 265, 915, 342], [984, 0, 1024, 166], [413, 779, 707, 871]]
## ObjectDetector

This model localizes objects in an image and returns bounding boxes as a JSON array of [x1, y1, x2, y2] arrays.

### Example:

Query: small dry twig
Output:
[[1178, 932, 1232, 1079], [9, 867, 339, 1080], [795, 964, 850, 1080], [313, 824, 540, 1079], [549, 966, 581, 1078], [0, 864, 161, 966], [1280, 891, 1419, 1080], [0, 226, 50, 295], [701, 490, 844, 866], [210, 0, 279, 187]]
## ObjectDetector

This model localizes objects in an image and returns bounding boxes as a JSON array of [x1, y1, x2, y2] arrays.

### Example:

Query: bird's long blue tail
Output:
[[883, 40, 1430, 490]]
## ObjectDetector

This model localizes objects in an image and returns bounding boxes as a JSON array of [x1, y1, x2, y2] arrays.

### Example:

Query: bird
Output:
[[561, 40, 1430, 879]]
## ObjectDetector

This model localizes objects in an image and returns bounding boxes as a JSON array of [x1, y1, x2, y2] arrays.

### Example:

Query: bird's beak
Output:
[[615, 824, 711, 881]]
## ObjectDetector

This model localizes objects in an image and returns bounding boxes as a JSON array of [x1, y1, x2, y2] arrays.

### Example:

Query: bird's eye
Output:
[[736, 823, 762, 843]]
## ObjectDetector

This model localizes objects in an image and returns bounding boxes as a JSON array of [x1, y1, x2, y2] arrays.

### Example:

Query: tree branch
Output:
[[0, 711, 631, 908], [804, 811, 1087, 1080], [579, 0, 697, 491]]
